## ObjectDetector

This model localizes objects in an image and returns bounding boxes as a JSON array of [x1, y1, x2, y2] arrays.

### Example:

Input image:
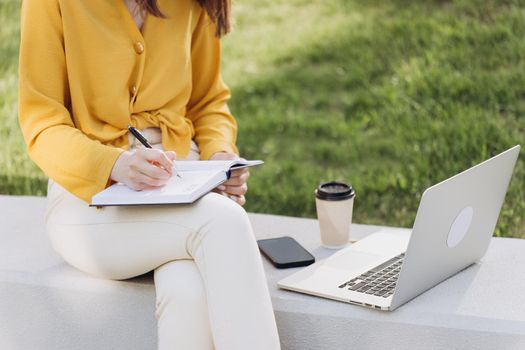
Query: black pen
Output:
[[128, 125, 181, 178], [128, 125, 153, 148]]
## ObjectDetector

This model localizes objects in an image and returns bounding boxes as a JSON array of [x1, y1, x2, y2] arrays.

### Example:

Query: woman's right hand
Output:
[[110, 149, 177, 191]]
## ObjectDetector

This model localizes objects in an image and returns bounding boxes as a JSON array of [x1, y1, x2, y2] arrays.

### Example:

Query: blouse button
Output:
[[134, 41, 145, 54]]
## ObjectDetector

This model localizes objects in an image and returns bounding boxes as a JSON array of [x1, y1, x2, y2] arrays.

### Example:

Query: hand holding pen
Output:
[[128, 126, 181, 178], [108, 127, 180, 191]]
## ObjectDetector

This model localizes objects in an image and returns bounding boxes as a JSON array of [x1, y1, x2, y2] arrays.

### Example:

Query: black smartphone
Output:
[[257, 236, 315, 269]]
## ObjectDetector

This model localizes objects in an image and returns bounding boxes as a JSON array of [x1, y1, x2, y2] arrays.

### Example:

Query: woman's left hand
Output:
[[210, 151, 250, 206]]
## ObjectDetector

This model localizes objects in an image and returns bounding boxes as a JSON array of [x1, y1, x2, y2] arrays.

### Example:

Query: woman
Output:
[[18, 0, 281, 349]]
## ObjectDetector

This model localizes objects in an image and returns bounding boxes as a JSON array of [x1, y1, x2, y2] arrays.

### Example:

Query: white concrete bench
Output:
[[1, 195, 525, 349]]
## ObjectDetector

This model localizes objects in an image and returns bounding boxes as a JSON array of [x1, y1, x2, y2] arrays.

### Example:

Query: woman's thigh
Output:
[[46, 180, 238, 280]]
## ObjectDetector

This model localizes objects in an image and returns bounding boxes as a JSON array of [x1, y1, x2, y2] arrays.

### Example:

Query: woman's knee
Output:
[[199, 192, 248, 219], [191, 192, 255, 246], [200, 193, 251, 229]]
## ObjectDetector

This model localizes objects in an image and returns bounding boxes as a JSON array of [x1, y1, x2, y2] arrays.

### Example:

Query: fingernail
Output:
[[217, 185, 226, 191]]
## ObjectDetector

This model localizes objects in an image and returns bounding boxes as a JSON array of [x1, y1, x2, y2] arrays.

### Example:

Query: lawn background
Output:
[[1, 0, 524, 237]]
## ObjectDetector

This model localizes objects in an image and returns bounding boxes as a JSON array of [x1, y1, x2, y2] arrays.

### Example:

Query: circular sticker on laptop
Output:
[[447, 206, 474, 248]]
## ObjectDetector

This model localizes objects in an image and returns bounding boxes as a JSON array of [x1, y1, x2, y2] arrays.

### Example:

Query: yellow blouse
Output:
[[18, 0, 238, 203]]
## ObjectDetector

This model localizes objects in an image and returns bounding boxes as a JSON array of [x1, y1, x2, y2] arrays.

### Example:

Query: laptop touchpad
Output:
[[322, 250, 385, 273]]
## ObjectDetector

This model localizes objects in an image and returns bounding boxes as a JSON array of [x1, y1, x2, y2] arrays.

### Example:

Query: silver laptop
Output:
[[278, 145, 521, 311]]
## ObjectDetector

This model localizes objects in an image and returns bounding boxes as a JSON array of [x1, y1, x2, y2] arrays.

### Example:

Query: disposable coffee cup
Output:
[[315, 182, 356, 249]]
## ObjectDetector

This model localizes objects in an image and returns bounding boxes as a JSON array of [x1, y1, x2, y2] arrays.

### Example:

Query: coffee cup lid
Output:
[[315, 181, 355, 201]]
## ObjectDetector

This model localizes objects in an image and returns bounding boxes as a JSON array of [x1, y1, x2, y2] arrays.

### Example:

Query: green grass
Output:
[[1, 0, 48, 196], [1, 0, 524, 237]]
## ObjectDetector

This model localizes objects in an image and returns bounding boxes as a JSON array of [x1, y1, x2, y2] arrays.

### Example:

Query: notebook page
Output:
[[91, 170, 224, 205], [175, 160, 237, 172]]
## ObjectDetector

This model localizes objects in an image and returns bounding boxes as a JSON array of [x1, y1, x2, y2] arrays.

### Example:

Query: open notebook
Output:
[[91, 160, 263, 206]]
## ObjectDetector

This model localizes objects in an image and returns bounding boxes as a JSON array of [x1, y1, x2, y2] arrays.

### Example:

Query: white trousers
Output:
[[45, 131, 281, 350]]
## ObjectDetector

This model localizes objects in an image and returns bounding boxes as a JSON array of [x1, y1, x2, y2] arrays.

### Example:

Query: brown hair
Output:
[[134, 0, 232, 37]]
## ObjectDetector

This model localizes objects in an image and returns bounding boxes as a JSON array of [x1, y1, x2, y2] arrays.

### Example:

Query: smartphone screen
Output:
[[257, 236, 315, 269]]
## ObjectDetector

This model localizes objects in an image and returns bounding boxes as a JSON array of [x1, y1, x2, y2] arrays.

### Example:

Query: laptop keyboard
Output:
[[338, 253, 405, 298]]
